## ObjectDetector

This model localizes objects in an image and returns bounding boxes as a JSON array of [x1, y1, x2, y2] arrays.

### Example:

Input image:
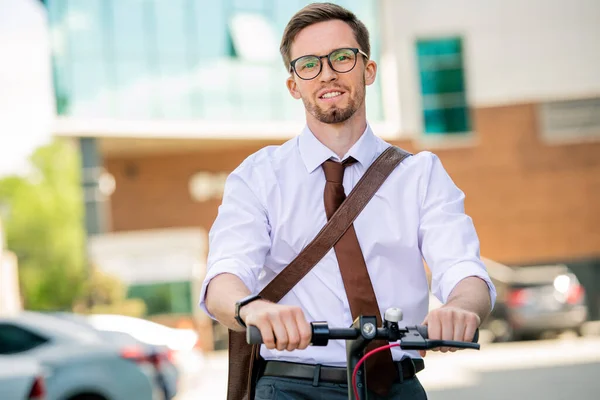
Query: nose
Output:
[[319, 59, 338, 82]]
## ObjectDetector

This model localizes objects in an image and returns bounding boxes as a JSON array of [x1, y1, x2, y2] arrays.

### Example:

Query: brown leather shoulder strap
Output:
[[258, 146, 411, 302]]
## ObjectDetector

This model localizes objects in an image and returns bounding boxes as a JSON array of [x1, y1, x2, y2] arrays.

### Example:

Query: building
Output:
[[44, 0, 600, 347]]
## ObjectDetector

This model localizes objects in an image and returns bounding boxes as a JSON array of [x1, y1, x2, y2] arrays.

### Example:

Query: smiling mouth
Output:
[[320, 91, 344, 99]]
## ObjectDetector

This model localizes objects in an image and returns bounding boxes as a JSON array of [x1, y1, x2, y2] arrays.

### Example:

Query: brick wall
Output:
[[104, 103, 600, 266]]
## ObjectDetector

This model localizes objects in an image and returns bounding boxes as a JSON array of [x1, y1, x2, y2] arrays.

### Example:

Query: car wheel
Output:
[[67, 394, 108, 400]]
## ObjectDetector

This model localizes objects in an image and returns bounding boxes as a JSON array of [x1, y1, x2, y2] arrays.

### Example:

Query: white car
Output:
[[49, 312, 183, 400], [0, 312, 163, 400], [0, 355, 46, 400], [86, 314, 198, 353], [84, 314, 198, 399]]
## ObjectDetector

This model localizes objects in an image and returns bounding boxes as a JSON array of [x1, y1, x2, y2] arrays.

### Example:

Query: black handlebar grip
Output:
[[247, 325, 263, 344], [416, 325, 479, 343]]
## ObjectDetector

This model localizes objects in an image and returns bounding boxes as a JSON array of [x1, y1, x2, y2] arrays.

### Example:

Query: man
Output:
[[200, 2, 496, 399]]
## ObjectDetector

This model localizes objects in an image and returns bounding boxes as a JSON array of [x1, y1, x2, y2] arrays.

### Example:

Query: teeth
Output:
[[321, 91, 342, 99]]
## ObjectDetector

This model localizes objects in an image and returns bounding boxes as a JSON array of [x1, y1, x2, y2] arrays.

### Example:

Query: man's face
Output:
[[286, 20, 377, 125]]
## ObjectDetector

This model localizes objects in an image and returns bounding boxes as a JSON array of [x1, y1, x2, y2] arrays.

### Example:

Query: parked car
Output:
[[428, 259, 588, 342], [85, 315, 187, 400], [49, 312, 181, 400], [85, 314, 198, 353], [0, 312, 164, 400], [481, 261, 588, 341], [0, 355, 46, 400]]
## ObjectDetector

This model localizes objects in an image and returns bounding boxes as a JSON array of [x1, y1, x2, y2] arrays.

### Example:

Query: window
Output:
[[538, 97, 600, 144], [0, 324, 48, 355], [416, 37, 470, 135], [45, 0, 385, 123]]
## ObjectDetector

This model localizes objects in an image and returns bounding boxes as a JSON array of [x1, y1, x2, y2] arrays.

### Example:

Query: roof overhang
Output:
[[51, 117, 404, 157], [52, 117, 403, 140]]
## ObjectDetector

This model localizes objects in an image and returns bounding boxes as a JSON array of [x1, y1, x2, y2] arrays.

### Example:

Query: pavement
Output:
[[175, 328, 600, 400]]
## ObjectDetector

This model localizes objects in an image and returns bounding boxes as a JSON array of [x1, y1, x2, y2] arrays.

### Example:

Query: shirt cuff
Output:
[[198, 260, 258, 320], [435, 261, 497, 311]]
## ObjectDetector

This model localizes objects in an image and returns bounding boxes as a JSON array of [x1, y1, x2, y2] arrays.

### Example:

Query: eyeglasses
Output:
[[289, 47, 368, 80]]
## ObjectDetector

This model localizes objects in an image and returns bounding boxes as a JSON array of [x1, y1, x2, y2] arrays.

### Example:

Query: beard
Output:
[[302, 79, 366, 124]]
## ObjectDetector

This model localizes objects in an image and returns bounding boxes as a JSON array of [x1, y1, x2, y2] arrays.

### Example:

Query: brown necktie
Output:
[[322, 158, 397, 396]]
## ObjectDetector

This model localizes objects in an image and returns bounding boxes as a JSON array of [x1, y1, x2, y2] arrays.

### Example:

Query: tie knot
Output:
[[322, 157, 357, 183]]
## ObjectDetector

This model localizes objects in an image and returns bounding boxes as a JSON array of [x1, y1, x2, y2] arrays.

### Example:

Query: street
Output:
[[176, 333, 600, 400]]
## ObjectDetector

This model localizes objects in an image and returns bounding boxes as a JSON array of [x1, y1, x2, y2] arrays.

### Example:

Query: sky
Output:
[[0, 0, 55, 178]]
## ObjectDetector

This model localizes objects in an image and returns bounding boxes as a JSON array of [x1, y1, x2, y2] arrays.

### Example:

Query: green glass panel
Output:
[[416, 37, 470, 134], [45, 0, 385, 122], [419, 69, 465, 95], [423, 107, 470, 134], [416, 37, 462, 57]]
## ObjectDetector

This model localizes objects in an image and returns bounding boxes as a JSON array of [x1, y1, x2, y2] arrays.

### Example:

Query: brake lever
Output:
[[399, 326, 481, 350]]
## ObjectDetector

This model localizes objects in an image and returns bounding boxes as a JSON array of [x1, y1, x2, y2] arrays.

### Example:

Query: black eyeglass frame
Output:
[[289, 47, 369, 80]]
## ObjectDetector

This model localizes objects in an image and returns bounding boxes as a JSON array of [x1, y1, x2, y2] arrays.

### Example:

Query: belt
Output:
[[262, 358, 424, 385]]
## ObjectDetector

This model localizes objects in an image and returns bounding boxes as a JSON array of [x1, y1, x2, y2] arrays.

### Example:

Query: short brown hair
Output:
[[280, 2, 370, 70]]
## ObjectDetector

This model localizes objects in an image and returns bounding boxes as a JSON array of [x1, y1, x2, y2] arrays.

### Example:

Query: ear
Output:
[[364, 59, 377, 86], [286, 75, 303, 99]]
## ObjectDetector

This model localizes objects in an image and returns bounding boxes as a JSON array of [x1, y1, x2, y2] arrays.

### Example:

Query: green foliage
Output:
[[73, 268, 147, 318], [0, 138, 86, 310], [0, 137, 148, 316]]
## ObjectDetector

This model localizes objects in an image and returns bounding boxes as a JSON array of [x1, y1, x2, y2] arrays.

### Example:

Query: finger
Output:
[[268, 312, 289, 351], [295, 310, 312, 350], [451, 314, 466, 352], [464, 315, 479, 343], [280, 310, 300, 352], [440, 311, 454, 353], [418, 350, 427, 358], [427, 312, 441, 352]]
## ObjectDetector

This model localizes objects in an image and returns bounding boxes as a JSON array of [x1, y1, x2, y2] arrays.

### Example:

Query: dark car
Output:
[[481, 260, 588, 342]]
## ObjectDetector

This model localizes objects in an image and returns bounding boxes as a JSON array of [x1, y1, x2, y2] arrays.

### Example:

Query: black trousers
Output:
[[254, 375, 428, 400]]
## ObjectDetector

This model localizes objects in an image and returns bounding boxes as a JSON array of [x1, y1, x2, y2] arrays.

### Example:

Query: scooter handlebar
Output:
[[246, 323, 479, 348]]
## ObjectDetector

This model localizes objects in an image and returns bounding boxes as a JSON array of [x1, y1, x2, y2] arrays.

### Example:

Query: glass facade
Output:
[[45, 0, 384, 123], [416, 37, 470, 134]]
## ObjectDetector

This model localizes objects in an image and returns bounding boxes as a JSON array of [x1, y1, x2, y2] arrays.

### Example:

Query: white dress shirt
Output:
[[199, 123, 496, 367]]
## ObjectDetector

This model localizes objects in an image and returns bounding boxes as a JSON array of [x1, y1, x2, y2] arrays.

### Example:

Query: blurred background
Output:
[[0, 0, 599, 399]]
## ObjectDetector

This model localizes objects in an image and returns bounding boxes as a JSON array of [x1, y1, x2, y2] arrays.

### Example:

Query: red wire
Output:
[[351, 343, 401, 399]]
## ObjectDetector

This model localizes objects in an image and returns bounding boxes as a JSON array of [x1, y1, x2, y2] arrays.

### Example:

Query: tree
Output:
[[0, 138, 87, 310], [0, 138, 146, 316], [73, 267, 147, 317]]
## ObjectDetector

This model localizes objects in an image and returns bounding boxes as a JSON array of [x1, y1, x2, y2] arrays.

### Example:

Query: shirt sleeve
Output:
[[417, 152, 497, 310], [198, 163, 272, 319]]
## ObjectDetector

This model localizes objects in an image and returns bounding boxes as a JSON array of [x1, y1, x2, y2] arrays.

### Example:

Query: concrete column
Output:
[[80, 137, 108, 237]]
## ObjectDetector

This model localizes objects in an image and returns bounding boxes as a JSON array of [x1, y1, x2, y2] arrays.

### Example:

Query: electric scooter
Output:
[[247, 307, 480, 400]]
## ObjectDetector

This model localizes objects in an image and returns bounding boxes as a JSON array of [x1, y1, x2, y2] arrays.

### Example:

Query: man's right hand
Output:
[[240, 300, 312, 352]]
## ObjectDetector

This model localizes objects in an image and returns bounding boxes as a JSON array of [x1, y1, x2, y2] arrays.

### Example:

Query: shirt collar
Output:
[[298, 123, 378, 174]]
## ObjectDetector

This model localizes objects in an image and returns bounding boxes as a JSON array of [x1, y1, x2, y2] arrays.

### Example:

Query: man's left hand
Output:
[[418, 305, 480, 357]]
